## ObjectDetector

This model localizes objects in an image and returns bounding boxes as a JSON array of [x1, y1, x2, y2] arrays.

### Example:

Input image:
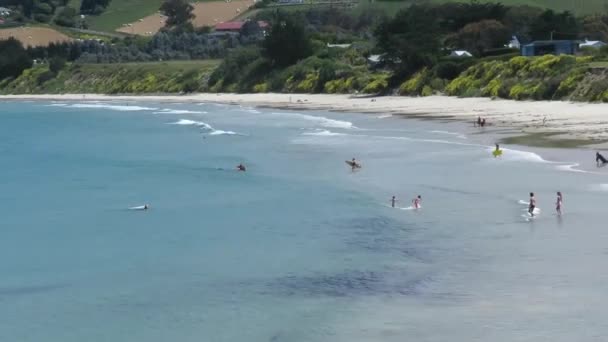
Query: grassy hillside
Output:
[[434, 0, 607, 14], [0, 60, 220, 94]]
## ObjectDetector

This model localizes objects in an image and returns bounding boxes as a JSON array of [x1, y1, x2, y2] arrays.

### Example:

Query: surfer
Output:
[[596, 152, 607, 167], [237, 163, 246, 172], [412, 195, 421, 209], [476, 116, 482, 127], [390, 196, 397, 208], [144, 204, 149, 210], [347, 158, 361, 171], [528, 192, 536, 217], [556, 191, 563, 215], [493, 143, 502, 158]]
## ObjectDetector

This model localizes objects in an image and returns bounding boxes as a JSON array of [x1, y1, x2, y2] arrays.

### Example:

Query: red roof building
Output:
[[215, 20, 269, 32]]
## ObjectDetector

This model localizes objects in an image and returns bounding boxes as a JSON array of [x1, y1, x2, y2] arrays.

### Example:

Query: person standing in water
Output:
[[528, 192, 536, 217], [413, 195, 422, 209], [349, 158, 360, 171], [556, 191, 563, 215], [390, 196, 397, 208]]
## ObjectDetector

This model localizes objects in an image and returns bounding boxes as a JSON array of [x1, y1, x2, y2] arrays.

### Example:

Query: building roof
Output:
[[524, 40, 577, 46], [215, 20, 269, 31], [580, 39, 607, 48], [327, 43, 351, 48], [450, 50, 473, 57]]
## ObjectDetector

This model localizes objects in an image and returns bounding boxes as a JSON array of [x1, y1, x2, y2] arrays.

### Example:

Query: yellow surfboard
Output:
[[493, 149, 503, 157]]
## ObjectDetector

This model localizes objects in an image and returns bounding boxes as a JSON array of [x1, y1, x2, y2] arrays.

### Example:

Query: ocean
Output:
[[1, 100, 608, 342]]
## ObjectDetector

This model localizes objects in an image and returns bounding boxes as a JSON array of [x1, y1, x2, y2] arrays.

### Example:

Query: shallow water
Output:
[[1, 101, 608, 342]]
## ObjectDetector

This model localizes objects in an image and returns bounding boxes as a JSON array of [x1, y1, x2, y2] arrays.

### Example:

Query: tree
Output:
[[530, 10, 579, 41], [503, 5, 544, 43], [160, 0, 195, 31], [374, 5, 441, 75], [54, 6, 77, 27], [580, 15, 608, 42], [49, 56, 67, 74], [446, 19, 510, 56], [437, 1, 507, 33], [0, 38, 33, 80], [80, 0, 111, 14], [262, 12, 312, 67]]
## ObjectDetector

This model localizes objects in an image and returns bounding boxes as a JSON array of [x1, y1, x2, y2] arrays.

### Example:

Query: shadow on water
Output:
[[266, 269, 434, 298], [0, 283, 67, 298]]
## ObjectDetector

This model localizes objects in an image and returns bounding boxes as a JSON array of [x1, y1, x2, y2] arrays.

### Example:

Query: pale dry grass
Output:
[[0, 27, 72, 47], [116, 0, 254, 36]]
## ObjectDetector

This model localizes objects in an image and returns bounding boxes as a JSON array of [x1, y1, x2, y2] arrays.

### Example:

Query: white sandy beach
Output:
[[3, 93, 608, 141]]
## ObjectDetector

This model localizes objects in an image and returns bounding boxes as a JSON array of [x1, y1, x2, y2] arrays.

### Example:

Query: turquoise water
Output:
[[2, 101, 608, 341]]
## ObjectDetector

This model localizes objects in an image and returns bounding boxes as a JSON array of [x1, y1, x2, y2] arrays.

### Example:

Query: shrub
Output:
[[253, 83, 269, 92], [49, 57, 67, 74], [433, 61, 467, 80], [399, 68, 429, 95], [362, 74, 388, 94]]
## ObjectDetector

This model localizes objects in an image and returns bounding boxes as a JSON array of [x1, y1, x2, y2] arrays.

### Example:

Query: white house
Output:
[[579, 39, 607, 49], [0, 7, 11, 16], [327, 43, 351, 49], [450, 50, 473, 58], [507, 36, 520, 49]]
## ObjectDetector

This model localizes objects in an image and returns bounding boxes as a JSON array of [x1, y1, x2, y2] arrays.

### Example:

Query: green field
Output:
[[87, 0, 166, 32]]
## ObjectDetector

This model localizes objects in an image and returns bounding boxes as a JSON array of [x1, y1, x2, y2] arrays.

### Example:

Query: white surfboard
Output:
[[129, 205, 148, 211]]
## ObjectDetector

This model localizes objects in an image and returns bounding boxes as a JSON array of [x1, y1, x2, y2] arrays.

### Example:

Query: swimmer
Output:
[[237, 163, 246, 172]]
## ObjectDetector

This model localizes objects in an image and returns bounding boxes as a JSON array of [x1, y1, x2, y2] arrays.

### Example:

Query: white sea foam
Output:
[[169, 119, 243, 136], [154, 109, 208, 114], [555, 163, 592, 173], [302, 129, 346, 137], [69, 103, 158, 111], [46, 103, 68, 107], [495, 148, 550, 163], [169, 119, 213, 130], [209, 130, 239, 136], [271, 112, 355, 129], [376, 114, 392, 119]]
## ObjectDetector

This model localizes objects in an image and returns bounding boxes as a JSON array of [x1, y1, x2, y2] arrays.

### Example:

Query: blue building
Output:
[[521, 40, 579, 56]]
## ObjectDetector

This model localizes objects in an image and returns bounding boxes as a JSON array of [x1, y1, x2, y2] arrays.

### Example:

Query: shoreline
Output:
[[3, 93, 608, 147]]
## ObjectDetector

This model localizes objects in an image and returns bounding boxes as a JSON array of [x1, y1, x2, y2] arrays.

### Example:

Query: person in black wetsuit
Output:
[[596, 152, 607, 167], [237, 163, 246, 172]]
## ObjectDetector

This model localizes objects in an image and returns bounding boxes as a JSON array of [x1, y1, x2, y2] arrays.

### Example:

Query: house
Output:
[[214, 20, 269, 32], [521, 40, 579, 56], [449, 50, 473, 58], [367, 54, 382, 65], [507, 36, 520, 49], [327, 43, 351, 49], [579, 39, 607, 49]]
